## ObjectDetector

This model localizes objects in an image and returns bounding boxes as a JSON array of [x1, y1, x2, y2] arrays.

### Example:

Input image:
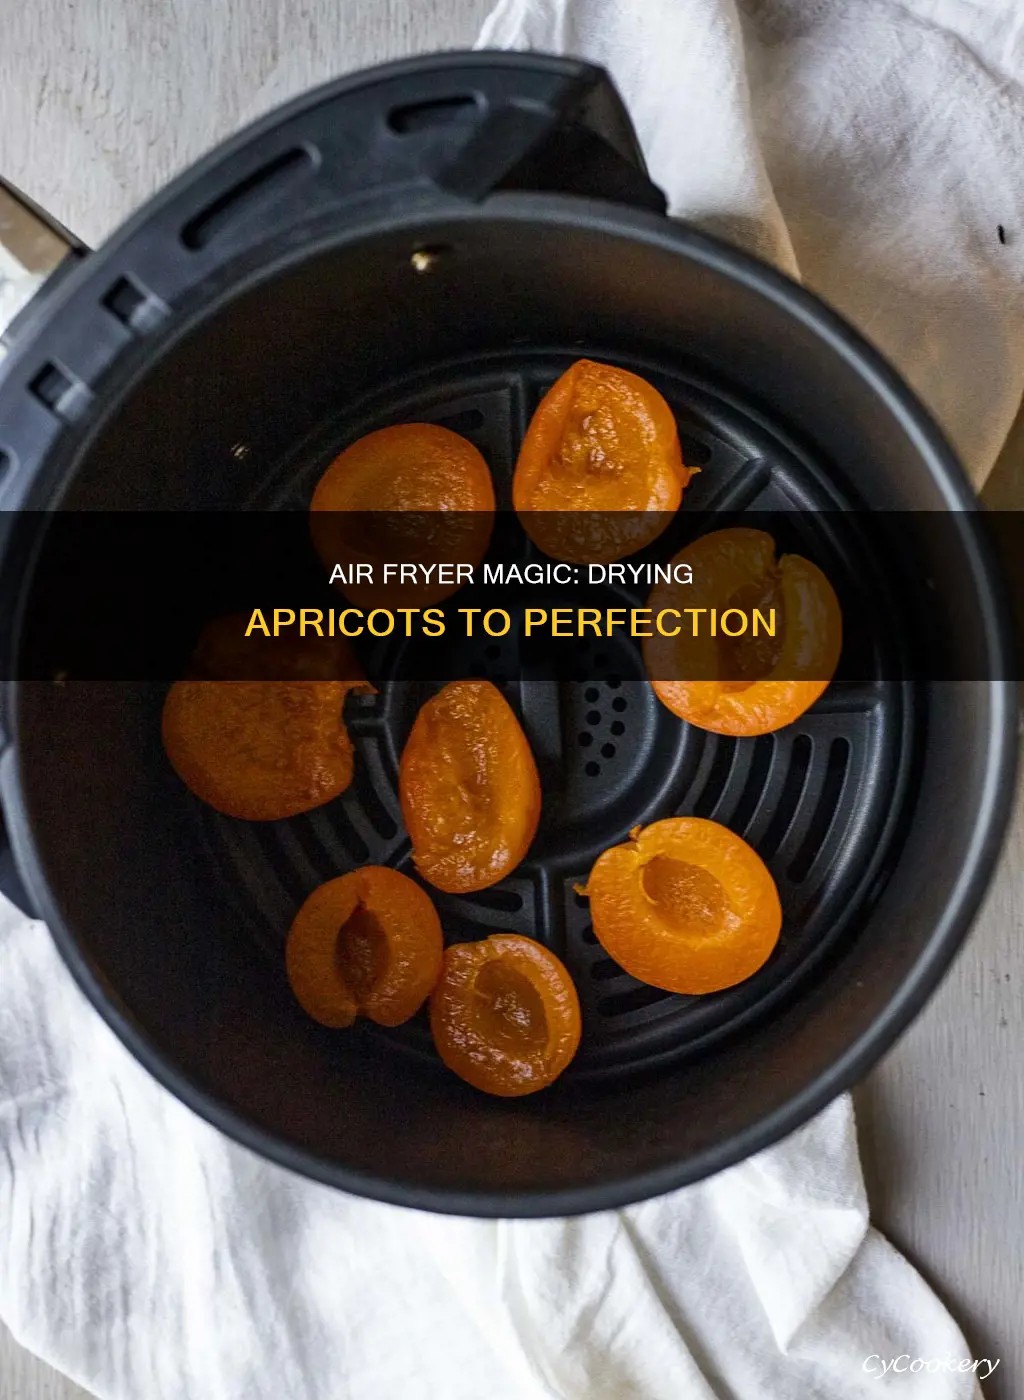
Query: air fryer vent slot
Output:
[[471, 886, 525, 913], [730, 735, 775, 835], [788, 737, 851, 882], [759, 733, 813, 860], [102, 275, 169, 335], [387, 94, 481, 135], [181, 147, 317, 252], [29, 361, 92, 422]]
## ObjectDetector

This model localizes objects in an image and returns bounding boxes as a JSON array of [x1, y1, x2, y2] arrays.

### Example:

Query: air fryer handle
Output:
[[152, 54, 667, 279], [1, 55, 664, 388], [275, 51, 667, 214], [401, 54, 668, 214]]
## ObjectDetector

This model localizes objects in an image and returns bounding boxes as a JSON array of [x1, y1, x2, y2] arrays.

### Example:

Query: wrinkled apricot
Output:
[[286, 867, 443, 1028], [162, 614, 374, 821], [644, 528, 842, 736], [581, 818, 782, 995], [310, 423, 495, 607], [512, 359, 694, 563], [429, 934, 581, 1095], [399, 680, 541, 893]]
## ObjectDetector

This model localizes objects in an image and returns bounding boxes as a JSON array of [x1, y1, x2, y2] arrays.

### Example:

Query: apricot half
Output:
[[162, 614, 374, 821], [512, 359, 694, 563], [310, 423, 495, 607], [430, 934, 581, 1095], [286, 867, 443, 1028], [582, 818, 782, 995], [644, 528, 842, 736], [399, 680, 541, 893]]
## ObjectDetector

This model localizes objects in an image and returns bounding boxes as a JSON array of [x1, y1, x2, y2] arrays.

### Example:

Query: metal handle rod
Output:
[[0, 178, 80, 347]]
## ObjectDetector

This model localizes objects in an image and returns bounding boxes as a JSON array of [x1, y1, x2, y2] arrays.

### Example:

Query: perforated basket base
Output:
[[190, 348, 913, 1084]]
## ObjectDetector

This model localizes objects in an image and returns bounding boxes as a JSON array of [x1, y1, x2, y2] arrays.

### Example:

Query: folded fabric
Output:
[[0, 895, 988, 1398], [6, 0, 1024, 1396]]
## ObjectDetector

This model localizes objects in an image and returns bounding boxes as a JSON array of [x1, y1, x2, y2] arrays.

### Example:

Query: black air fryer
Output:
[[0, 53, 1014, 1215]]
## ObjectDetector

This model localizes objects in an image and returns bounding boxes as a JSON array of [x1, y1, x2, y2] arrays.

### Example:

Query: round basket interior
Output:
[[7, 207, 1012, 1213]]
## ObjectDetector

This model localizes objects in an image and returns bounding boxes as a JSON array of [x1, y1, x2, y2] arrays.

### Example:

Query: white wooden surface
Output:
[[0, 1, 1021, 1396]]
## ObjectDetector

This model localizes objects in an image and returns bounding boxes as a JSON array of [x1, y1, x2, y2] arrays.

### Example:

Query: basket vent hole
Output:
[[759, 733, 813, 860], [573, 889, 589, 910], [334, 816, 370, 865], [584, 686, 600, 702], [586, 710, 601, 725], [471, 885, 525, 913], [787, 737, 850, 881], [693, 738, 736, 818], [607, 676, 622, 689], [730, 734, 775, 836], [351, 766, 398, 841], [610, 720, 625, 736], [591, 958, 624, 981], [252, 823, 313, 903], [578, 732, 593, 748], [581, 923, 598, 945], [585, 761, 601, 777], [601, 742, 616, 759], [612, 696, 627, 713]]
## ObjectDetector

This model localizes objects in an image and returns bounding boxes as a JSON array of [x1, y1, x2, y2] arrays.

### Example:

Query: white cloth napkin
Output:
[[4, 1, 1024, 1396]]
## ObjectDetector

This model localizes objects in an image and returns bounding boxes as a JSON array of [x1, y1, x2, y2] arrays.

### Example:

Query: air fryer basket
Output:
[[0, 54, 1014, 1214], [204, 350, 910, 1081]]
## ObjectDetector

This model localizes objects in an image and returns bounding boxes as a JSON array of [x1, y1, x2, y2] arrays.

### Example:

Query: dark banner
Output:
[[3, 509, 1019, 682]]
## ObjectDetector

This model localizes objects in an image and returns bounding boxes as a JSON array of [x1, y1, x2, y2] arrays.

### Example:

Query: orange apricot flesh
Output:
[[429, 934, 581, 1095], [286, 866, 443, 1028], [580, 817, 782, 995]]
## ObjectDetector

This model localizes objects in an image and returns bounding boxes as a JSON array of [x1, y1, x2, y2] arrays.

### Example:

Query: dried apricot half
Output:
[[162, 614, 374, 821], [513, 359, 694, 563], [644, 528, 842, 736], [430, 934, 581, 1095], [399, 680, 541, 893], [286, 867, 443, 1028], [310, 422, 495, 607], [581, 818, 782, 995]]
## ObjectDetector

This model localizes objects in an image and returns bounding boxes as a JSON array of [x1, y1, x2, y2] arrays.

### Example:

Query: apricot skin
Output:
[[513, 359, 694, 564], [162, 616, 374, 821], [399, 680, 541, 893], [310, 423, 495, 608], [582, 817, 782, 995], [429, 934, 581, 1096]]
